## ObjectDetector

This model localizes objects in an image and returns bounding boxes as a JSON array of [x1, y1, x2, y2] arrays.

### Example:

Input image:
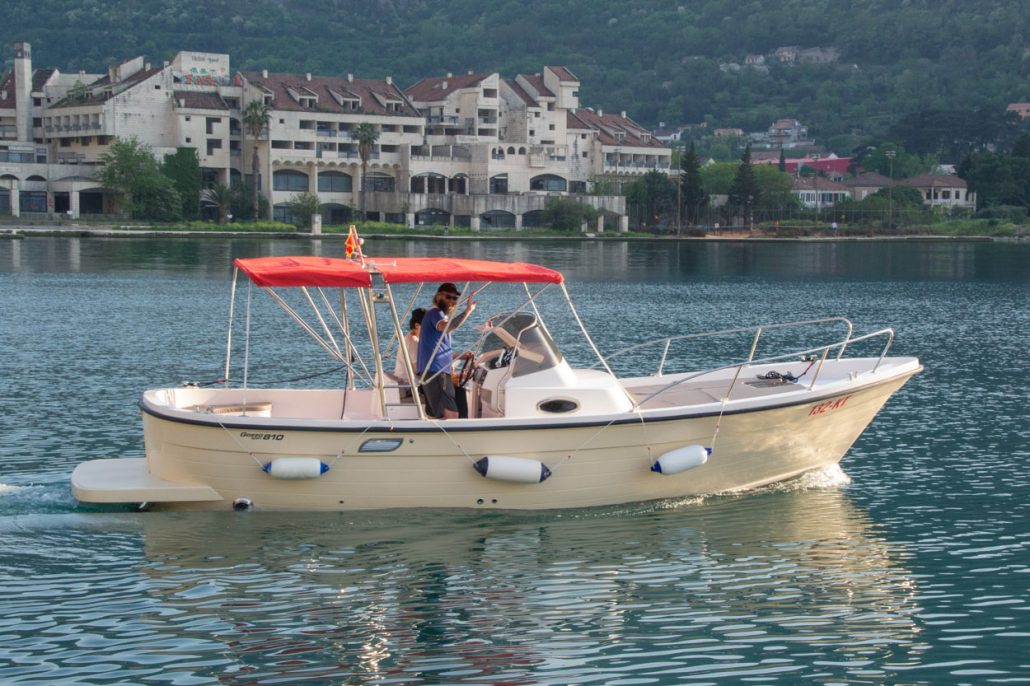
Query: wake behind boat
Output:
[[71, 239, 921, 511]]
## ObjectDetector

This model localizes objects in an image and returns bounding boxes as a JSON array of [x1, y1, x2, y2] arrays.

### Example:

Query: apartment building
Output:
[[2, 46, 670, 231]]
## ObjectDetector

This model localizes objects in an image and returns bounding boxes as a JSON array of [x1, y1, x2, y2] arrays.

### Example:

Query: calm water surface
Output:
[[1, 236, 1028, 685]]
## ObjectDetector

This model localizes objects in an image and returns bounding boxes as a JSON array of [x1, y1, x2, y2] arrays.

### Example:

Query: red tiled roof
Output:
[[566, 110, 592, 130], [792, 177, 851, 192], [244, 72, 421, 117], [898, 174, 967, 188], [174, 90, 229, 110], [546, 66, 578, 82], [404, 73, 491, 102], [49, 66, 162, 109], [518, 74, 554, 98], [570, 108, 666, 149], [504, 78, 537, 107], [844, 172, 892, 187], [32, 69, 55, 92]]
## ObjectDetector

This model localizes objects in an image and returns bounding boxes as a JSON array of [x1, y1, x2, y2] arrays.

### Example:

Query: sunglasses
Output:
[[442, 293, 459, 301]]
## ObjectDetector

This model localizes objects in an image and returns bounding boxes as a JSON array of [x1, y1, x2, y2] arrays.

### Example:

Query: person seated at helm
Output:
[[394, 307, 425, 398]]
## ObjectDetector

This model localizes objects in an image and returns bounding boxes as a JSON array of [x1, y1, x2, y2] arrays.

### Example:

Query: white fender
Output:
[[651, 445, 709, 475], [262, 457, 329, 479], [474, 456, 552, 484]]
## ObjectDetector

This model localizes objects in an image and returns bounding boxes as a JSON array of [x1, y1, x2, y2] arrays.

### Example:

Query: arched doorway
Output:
[[415, 207, 450, 227], [410, 173, 447, 194], [480, 210, 516, 229], [522, 210, 546, 228], [321, 203, 352, 225]]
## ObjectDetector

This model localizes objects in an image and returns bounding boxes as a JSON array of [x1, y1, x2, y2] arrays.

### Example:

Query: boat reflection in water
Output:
[[133, 479, 924, 684]]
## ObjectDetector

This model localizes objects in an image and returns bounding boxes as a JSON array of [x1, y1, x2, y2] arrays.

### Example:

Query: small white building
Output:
[[899, 174, 976, 210]]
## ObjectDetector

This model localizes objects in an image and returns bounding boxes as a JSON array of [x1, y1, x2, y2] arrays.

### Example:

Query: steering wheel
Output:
[[455, 352, 477, 388]]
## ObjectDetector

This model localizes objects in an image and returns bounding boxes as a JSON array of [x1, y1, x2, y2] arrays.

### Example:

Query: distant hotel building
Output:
[[1, 44, 672, 231]]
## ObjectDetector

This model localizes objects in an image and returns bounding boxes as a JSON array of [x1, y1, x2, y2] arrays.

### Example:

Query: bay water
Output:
[[1, 236, 1028, 685]]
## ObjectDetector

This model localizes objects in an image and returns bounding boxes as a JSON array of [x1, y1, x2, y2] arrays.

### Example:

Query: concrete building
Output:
[[2, 46, 669, 230]]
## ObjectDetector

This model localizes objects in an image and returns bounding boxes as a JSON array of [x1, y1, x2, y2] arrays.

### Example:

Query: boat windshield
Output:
[[481, 312, 563, 378]]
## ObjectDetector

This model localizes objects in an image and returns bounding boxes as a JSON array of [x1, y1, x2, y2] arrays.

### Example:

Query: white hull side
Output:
[[71, 370, 916, 511]]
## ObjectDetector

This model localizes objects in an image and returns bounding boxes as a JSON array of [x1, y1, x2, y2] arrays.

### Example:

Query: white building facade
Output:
[[2, 46, 670, 230]]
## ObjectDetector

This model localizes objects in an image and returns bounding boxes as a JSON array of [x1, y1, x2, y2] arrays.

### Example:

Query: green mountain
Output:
[[4, 0, 1028, 142]]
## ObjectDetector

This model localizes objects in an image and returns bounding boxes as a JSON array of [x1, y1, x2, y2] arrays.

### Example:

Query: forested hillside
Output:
[[4, 0, 1028, 142]]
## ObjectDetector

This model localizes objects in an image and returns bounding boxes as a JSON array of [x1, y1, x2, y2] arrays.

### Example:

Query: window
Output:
[[318, 171, 352, 193], [273, 169, 309, 191], [206, 117, 220, 134], [489, 174, 508, 194], [362, 172, 395, 193], [530, 174, 567, 192], [549, 124, 555, 130]]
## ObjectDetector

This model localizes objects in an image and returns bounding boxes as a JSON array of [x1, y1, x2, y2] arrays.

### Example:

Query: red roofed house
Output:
[[1006, 103, 1030, 120], [791, 176, 851, 208], [898, 174, 976, 210]]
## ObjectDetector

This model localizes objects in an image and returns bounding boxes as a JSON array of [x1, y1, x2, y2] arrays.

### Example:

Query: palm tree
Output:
[[242, 100, 272, 221], [200, 183, 233, 224], [353, 122, 380, 222]]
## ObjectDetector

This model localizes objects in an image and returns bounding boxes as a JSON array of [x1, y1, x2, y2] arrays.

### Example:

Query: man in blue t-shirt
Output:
[[416, 282, 477, 419]]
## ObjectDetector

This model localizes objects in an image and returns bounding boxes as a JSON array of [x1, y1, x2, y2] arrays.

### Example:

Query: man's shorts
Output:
[[421, 373, 457, 418]]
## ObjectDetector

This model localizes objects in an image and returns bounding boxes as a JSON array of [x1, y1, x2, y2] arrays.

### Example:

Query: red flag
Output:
[[345, 225, 358, 259]]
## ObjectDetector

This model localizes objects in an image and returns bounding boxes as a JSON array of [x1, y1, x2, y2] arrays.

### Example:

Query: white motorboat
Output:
[[71, 244, 921, 511]]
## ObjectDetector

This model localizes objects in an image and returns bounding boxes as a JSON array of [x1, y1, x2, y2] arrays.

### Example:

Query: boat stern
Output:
[[71, 458, 222, 505]]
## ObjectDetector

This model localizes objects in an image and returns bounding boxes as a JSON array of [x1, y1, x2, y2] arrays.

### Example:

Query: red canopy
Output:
[[234, 256, 563, 288]]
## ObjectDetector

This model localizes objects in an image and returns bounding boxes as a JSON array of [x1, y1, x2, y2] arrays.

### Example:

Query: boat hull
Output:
[[72, 369, 917, 511]]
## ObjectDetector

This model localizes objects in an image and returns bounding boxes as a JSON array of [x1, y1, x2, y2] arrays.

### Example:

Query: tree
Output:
[[97, 137, 181, 221], [161, 147, 201, 220], [542, 197, 599, 231], [288, 192, 322, 228], [200, 183, 233, 224], [625, 170, 677, 229], [699, 162, 737, 195], [680, 142, 707, 226], [241, 100, 271, 221], [353, 122, 380, 222], [752, 165, 800, 220], [728, 144, 759, 227]]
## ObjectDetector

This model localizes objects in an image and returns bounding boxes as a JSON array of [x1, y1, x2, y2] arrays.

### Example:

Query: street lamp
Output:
[[885, 149, 896, 231]]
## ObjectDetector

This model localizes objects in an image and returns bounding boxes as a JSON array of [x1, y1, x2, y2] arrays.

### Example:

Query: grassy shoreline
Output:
[[1, 217, 1025, 241]]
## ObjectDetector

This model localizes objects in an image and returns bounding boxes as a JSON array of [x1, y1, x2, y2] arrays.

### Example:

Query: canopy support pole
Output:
[[356, 283, 388, 418], [384, 283, 427, 420], [223, 266, 239, 387], [560, 282, 636, 406]]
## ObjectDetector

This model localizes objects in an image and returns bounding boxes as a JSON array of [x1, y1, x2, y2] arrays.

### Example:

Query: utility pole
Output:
[[885, 149, 896, 231]]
